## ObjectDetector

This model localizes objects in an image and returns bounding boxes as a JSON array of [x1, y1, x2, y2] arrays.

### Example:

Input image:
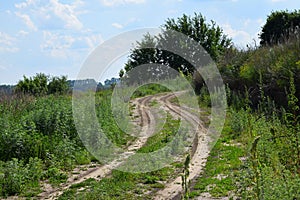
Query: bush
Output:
[[0, 157, 43, 197]]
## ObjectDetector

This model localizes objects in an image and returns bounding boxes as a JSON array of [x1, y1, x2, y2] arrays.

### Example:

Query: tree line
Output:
[[122, 10, 300, 111], [15, 74, 69, 96]]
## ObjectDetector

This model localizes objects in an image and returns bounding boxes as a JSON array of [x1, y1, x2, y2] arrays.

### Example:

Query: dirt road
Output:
[[38, 92, 210, 200], [153, 92, 210, 200], [38, 95, 156, 199]]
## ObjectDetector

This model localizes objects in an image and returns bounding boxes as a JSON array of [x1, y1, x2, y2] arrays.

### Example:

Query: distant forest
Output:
[[0, 77, 120, 95]]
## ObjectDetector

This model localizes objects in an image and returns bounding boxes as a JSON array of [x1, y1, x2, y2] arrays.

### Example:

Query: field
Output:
[[1, 9, 300, 200]]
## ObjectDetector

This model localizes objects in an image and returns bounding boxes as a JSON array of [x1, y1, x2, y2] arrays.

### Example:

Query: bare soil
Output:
[[153, 92, 211, 200], [38, 95, 156, 199], [37, 92, 214, 200]]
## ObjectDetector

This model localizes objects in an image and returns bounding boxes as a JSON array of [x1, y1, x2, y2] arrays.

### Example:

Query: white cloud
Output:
[[41, 31, 103, 58], [49, 0, 83, 30], [15, 0, 36, 9], [243, 18, 265, 28], [111, 18, 139, 29], [15, 0, 84, 31], [15, 12, 38, 31], [112, 23, 124, 29], [0, 32, 19, 53], [41, 31, 75, 58], [18, 30, 30, 36], [85, 34, 103, 49], [222, 23, 253, 46], [100, 0, 145, 7]]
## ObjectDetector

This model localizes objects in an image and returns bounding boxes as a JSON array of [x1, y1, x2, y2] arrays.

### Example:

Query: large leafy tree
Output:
[[125, 33, 158, 72], [123, 13, 232, 80], [260, 10, 300, 46], [162, 13, 231, 61]]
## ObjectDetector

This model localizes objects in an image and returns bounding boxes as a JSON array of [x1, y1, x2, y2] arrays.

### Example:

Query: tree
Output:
[[125, 33, 158, 72], [162, 13, 231, 61], [260, 10, 300, 46], [32, 73, 48, 96], [48, 76, 69, 95], [15, 73, 48, 96], [123, 13, 232, 82], [119, 69, 124, 78], [124, 33, 161, 83], [15, 74, 69, 96]]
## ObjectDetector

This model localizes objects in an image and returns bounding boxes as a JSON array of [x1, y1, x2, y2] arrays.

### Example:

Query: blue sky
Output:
[[0, 0, 299, 85]]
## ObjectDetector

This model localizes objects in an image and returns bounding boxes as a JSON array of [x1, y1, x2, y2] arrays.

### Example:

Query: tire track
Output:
[[137, 95, 152, 126], [38, 92, 210, 200], [38, 95, 156, 199], [137, 96, 153, 137], [154, 92, 210, 200]]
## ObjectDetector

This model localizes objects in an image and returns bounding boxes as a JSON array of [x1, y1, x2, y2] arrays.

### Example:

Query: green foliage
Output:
[[0, 93, 92, 197], [213, 104, 300, 199], [198, 86, 211, 107], [95, 90, 132, 146], [162, 13, 232, 61], [0, 157, 43, 197], [236, 112, 300, 199], [132, 83, 171, 99], [0, 88, 136, 197], [48, 76, 69, 95], [2, 10, 300, 200], [190, 110, 246, 198], [284, 73, 300, 171], [58, 165, 179, 199], [15, 73, 69, 96], [260, 10, 300, 46], [124, 13, 231, 83], [191, 99, 300, 199], [124, 33, 158, 77], [0, 159, 26, 196], [74, 150, 92, 165], [58, 103, 186, 199], [182, 154, 190, 199], [137, 113, 180, 153], [45, 167, 68, 185], [286, 72, 299, 125], [15, 73, 48, 96], [119, 69, 125, 78], [218, 34, 300, 109]]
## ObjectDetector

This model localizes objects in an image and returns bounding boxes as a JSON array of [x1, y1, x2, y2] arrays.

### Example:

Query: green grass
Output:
[[0, 89, 138, 197], [2, 72, 298, 199], [58, 112, 185, 199], [190, 110, 246, 198], [191, 104, 300, 200], [137, 113, 180, 153], [69, 178, 97, 189], [95, 90, 134, 147], [58, 164, 182, 200], [132, 84, 171, 99]]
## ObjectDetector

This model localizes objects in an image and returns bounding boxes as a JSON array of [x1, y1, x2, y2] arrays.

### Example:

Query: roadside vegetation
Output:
[[58, 113, 184, 200], [189, 10, 300, 199], [0, 9, 299, 200], [0, 87, 130, 197]]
